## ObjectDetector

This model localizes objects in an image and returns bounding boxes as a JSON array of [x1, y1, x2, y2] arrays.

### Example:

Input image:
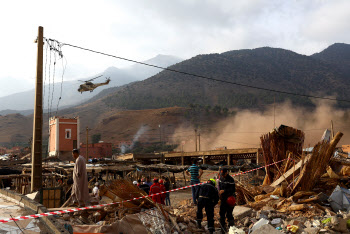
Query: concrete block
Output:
[[232, 206, 253, 219], [251, 224, 281, 234]]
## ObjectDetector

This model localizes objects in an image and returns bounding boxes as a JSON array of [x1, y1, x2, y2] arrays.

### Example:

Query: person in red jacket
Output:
[[149, 178, 162, 204], [159, 179, 166, 205]]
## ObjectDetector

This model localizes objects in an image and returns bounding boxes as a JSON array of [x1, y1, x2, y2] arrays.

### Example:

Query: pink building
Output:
[[80, 142, 113, 159], [48, 117, 80, 160]]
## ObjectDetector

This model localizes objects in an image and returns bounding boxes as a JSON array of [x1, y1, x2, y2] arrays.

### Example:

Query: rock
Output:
[[232, 206, 253, 219], [251, 218, 269, 232], [229, 226, 245, 234], [330, 216, 348, 233], [304, 227, 320, 234], [256, 210, 269, 220], [251, 224, 281, 234], [312, 220, 321, 227], [271, 218, 282, 225]]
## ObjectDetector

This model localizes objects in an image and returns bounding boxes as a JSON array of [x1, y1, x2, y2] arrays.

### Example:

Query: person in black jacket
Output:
[[218, 168, 236, 233], [195, 178, 219, 234]]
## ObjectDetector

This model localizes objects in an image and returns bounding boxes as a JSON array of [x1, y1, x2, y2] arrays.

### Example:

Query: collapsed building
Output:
[[0, 125, 349, 233]]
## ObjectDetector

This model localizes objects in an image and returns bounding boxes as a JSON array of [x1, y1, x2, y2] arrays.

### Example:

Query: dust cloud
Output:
[[170, 100, 350, 152]]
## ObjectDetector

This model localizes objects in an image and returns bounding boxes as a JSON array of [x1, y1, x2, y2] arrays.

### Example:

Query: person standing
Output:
[[149, 178, 162, 204], [145, 176, 153, 187], [164, 177, 171, 206], [186, 159, 203, 205], [71, 149, 90, 207], [195, 178, 219, 234], [218, 168, 236, 233], [159, 179, 166, 205]]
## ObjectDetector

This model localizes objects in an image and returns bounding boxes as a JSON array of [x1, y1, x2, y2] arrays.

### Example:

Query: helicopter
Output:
[[77, 75, 111, 93]]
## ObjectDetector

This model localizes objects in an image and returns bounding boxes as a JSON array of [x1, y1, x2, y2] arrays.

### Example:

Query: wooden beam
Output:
[[270, 155, 310, 187]]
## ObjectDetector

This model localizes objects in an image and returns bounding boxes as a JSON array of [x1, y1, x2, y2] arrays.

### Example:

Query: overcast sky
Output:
[[0, 0, 349, 97]]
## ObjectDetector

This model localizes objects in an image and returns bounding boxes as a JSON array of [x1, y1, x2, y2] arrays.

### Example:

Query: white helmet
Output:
[[133, 181, 138, 185]]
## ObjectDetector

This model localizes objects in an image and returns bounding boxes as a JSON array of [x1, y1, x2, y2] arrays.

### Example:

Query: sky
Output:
[[0, 0, 349, 97]]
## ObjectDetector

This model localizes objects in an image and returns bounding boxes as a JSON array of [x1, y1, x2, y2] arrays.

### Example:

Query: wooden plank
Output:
[[270, 155, 310, 187]]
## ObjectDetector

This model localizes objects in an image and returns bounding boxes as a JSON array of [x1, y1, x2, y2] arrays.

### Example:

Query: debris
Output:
[[251, 223, 281, 234], [229, 226, 245, 234], [328, 185, 350, 212], [232, 206, 253, 219], [251, 218, 269, 232], [288, 204, 308, 212], [286, 224, 299, 233], [291, 132, 343, 193], [304, 227, 320, 234], [271, 218, 282, 225], [330, 216, 348, 232]]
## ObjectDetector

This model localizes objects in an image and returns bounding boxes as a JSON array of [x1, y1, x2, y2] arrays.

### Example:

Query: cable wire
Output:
[[46, 39, 350, 103]]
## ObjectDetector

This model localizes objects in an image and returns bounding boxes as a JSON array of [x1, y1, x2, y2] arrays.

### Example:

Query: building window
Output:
[[65, 129, 72, 139]]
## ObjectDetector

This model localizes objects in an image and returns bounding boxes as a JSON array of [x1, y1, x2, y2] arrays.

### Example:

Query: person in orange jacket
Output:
[[159, 179, 166, 205], [149, 178, 162, 204]]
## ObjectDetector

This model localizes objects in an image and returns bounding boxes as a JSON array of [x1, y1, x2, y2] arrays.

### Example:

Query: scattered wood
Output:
[[288, 204, 308, 211], [292, 132, 343, 193]]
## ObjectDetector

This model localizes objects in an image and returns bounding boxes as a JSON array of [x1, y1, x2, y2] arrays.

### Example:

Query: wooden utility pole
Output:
[[331, 120, 334, 140], [194, 129, 198, 151], [86, 127, 89, 160], [31, 26, 44, 192], [198, 132, 201, 151]]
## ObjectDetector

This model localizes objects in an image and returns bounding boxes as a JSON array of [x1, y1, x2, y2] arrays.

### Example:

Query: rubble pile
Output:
[[54, 126, 349, 233]]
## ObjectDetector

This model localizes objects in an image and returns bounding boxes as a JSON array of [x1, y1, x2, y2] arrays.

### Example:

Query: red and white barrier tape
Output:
[[0, 158, 289, 224]]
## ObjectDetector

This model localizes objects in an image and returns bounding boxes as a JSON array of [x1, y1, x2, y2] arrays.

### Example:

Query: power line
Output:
[[44, 39, 350, 103]]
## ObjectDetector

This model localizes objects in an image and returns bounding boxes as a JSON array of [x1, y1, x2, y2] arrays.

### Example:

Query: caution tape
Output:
[[0, 158, 289, 224]]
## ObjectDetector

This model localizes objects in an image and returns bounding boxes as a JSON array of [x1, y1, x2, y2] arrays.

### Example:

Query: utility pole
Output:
[[86, 127, 89, 160], [159, 124, 161, 145], [198, 132, 201, 151], [331, 120, 334, 140], [194, 129, 198, 152], [31, 26, 44, 192]]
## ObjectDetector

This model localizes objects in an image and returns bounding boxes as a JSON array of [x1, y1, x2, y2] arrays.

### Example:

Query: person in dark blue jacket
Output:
[[218, 168, 236, 233], [195, 178, 219, 234]]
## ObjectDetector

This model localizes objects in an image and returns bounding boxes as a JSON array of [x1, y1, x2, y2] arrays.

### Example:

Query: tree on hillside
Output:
[[213, 105, 222, 115], [223, 107, 229, 116]]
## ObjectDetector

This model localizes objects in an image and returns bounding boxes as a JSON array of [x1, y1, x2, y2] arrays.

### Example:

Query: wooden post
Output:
[[202, 155, 206, 165], [31, 26, 44, 192], [194, 129, 198, 152], [331, 120, 334, 140], [198, 133, 201, 151], [227, 154, 231, 165], [181, 156, 185, 166]]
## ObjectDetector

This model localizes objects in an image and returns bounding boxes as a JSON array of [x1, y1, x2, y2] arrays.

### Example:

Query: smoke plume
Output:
[[171, 100, 350, 152]]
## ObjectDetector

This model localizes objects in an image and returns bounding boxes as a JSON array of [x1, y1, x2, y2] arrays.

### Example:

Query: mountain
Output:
[[99, 45, 350, 110], [1, 44, 350, 146], [0, 55, 183, 111], [312, 43, 350, 75]]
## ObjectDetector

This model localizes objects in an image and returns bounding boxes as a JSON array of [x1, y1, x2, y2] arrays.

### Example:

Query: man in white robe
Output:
[[71, 149, 90, 206]]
